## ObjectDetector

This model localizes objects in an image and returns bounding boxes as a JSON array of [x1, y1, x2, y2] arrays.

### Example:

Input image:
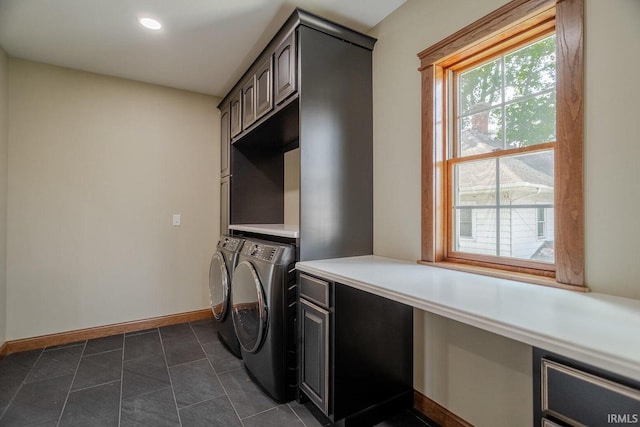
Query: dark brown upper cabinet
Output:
[[218, 8, 377, 262], [220, 102, 231, 177], [229, 89, 242, 138], [255, 56, 274, 120], [241, 76, 256, 130], [274, 31, 296, 105]]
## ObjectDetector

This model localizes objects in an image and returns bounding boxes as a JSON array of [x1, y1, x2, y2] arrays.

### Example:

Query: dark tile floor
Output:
[[0, 319, 434, 427]]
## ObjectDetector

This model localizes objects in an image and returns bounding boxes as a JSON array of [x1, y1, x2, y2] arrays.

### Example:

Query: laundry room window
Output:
[[417, 0, 584, 290]]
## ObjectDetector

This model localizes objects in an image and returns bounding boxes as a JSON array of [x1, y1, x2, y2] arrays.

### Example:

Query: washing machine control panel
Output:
[[218, 236, 243, 251]]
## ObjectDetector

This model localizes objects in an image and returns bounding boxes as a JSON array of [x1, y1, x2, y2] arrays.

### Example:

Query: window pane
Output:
[[458, 58, 502, 115], [459, 107, 503, 157], [499, 208, 554, 263], [504, 35, 556, 102], [458, 208, 473, 238], [503, 92, 556, 148], [454, 208, 496, 255], [497, 150, 554, 263], [455, 159, 497, 206], [498, 150, 554, 202], [537, 207, 546, 239]]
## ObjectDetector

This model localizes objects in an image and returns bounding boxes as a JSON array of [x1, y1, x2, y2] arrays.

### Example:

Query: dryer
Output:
[[208, 235, 244, 358], [231, 238, 297, 403]]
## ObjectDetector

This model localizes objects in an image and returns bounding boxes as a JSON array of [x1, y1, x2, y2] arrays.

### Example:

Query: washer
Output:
[[208, 234, 244, 358], [231, 238, 297, 403]]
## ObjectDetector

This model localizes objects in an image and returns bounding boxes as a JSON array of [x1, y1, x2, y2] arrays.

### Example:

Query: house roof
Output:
[[458, 129, 553, 196]]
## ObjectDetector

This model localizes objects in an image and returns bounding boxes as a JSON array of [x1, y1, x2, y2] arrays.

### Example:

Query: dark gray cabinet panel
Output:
[[241, 76, 256, 130], [533, 348, 640, 427], [300, 299, 329, 414], [230, 90, 242, 138], [220, 103, 231, 177], [298, 25, 373, 261], [221, 175, 230, 233], [255, 56, 274, 120], [274, 31, 296, 105]]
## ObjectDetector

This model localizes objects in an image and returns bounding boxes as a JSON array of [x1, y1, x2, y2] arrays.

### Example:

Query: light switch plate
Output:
[[173, 214, 181, 226]]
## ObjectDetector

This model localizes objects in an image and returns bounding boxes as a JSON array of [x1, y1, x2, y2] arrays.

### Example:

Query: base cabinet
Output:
[[298, 272, 413, 426], [533, 348, 640, 427], [300, 298, 329, 413]]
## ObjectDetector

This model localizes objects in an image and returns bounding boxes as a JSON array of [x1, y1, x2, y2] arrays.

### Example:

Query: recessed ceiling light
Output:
[[139, 17, 162, 30]]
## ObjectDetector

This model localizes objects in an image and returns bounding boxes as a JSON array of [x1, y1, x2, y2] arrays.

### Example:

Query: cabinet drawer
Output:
[[541, 419, 563, 427], [542, 359, 640, 426], [299, 274, 330, 308]]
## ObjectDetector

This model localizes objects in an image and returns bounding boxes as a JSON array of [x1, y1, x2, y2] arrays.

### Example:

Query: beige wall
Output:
[[0, 48, 8, 345], [370, 0, 640, 425], [6, 59, 219, 340]]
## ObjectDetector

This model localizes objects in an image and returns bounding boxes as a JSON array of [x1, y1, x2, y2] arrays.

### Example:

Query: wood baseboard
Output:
[[414, 390, 474, 427], [0, 341, 8, 359], [4, 309, 213, 355]]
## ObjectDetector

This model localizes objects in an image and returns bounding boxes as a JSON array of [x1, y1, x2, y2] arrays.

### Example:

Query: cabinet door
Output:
[[300, 299, 329, 415], [220, 176, 230, 234], [220, 103, 231, 176], [230, 90, 242, 138], [242, 76, 256, 129], [255, 56, 273, 120], [274, 31, 296, 105]]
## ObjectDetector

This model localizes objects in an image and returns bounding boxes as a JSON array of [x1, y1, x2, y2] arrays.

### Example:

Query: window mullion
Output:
[[501, 55, 507, 150], [496, 157, 501, 257]]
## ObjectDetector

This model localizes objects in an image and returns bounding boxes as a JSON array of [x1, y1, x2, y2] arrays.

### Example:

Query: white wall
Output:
[[370, 0, 640, 425], [0, 48, 8, 346], [6, 59, 219, 340]]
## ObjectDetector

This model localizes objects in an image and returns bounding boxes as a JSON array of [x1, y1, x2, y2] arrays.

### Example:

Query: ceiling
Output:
[[0, 0, 406, 97]]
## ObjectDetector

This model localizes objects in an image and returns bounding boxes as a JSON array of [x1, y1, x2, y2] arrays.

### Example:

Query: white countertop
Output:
[[296, 255, 640, 382], [228, 224, 299, 238]]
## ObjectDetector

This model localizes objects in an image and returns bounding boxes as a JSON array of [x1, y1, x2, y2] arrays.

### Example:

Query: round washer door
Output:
[[208, 252, 230, 321], [231, 260, 268, 353]]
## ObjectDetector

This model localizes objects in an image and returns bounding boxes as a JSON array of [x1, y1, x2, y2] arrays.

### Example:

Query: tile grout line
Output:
[[82, 345, 124, 358], [175, 394, 226, 411], [240, 405, 281, 421], [287, 402, 310, 427], [165, 356, 209, 369], [189, 321, 247, 427], [67, 378, 121, 393], [120, 384, 174, 401], [0, 347, 46, 422], [158, 327, 184, 427], [55, 340, 88, 427]]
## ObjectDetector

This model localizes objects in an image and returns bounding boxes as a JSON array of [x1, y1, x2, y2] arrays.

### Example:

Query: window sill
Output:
[[417, 260, 588, 293]]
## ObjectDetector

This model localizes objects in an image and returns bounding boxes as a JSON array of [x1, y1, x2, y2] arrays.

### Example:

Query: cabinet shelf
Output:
[[228, 223, 299, 239]]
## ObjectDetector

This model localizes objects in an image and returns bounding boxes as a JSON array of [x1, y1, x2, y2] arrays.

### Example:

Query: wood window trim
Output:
[[418, 0, 584, 290]]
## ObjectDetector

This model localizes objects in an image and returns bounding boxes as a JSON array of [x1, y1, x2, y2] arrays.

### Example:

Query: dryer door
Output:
[[231, 260, 268, 353], [208, 252, 230, 321]]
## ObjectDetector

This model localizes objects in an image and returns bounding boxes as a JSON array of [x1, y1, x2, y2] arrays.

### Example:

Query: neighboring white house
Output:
[[455, 127, 554, 263]]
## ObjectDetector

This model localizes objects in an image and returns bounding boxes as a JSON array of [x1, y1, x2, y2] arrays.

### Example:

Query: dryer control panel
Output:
[[242, 243, 279, 262]]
